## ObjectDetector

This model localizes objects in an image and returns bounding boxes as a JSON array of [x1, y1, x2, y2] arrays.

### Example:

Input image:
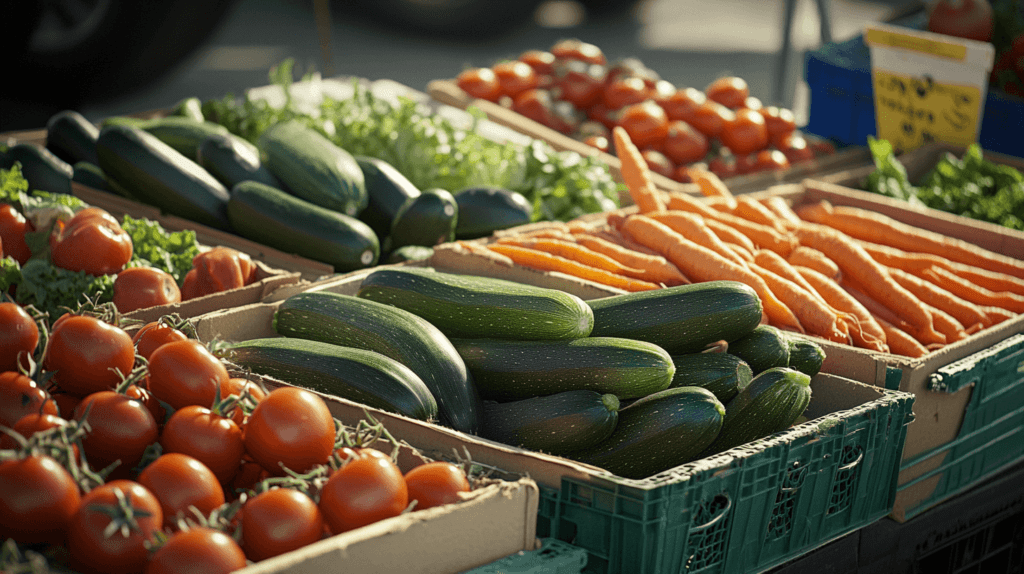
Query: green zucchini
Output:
[[171, 97, 205, 123], [7, 143, 73, 195], [227, 180, 379, 272], [197, 132, 285, 190], [786, 336, 826, 377], [587, 281, 763, 355], [451, 337, 674, 401], [571, 386, 725, 479], [139, 116, 231, 160], [453, 186, 533, 239], [727, 325, 791, 375], [700, 367, 812, 457], [45, 109, 99, 165], [481, 390, 619, 455], [97, 125, 232, 230], [258, 120, 367, 216], [273, 291, 481, 434], [71, 161, 111, 192], [356, 155, 420, 239], [356, 267, 594, 340], [225, 337, 438, 422], [669, 352, 753, 404], [389, 188, 458, 250], [386, 245, 434, 264]]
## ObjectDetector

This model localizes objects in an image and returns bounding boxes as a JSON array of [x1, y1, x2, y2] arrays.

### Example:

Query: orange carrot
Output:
[[858, 240, 1024, 297], [663, 190, 725, 218], [787, 246, 841, 281], [664, 191, 795, 255], [873, 316, 930, 358], [485, 243, 660, 292], [796, 200, 1024, 281], [921, 266, 1024, 314], [612, 126, 665, 213], [616, 214, 804, 332], [753, 249, 830, 307], [925, 304, 969, 343], [573, 233, 691, 286], [733, 195, 787, 232], [725, 243, 755, 262], [647, 210, 748, 266], [841, 278, 946, 347], [795, 265, 888, 352], [687, 166, 737, 210], [887, 267, 992, 331], [589, 228, 666, 258], [747, 261, 850, 342], [760, 196, 804, 230], [493, 237, 644, 275], [795, 222, 942, 342], [705, 219, 757, 253], [978, 305, 1015, 326]]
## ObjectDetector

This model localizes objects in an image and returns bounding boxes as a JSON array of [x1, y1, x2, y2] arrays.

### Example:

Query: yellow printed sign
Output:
[[872, 69, 983, 152], [864, 28, 967, 61]]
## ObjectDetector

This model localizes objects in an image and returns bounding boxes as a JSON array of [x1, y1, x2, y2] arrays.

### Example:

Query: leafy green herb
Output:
[[3, 259, 115, 323], [121, 215, 201, 285]]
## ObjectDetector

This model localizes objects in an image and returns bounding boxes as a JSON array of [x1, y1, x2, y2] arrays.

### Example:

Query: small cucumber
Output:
[[571, 386, 725, 479], [588, 281, 763, 355], [258, 120, 367, 216], [6, 144, 73, 195], [273, 291, 481, 434], [171, 97, 205, 123], [453, 186, 533, 239], [786, 336, 826, 377], [386, 245, 434, 264], [97, 124, 231, 230], [727, 324, 791, 375], [389, 188, 458, 250], [45, 109, 99, 165], [356, 267, 594, 340], [481, 390, 620, 455], [700, 367, 812, 457], [227, 180, 379, 272], [225, 337, 438, 422], [71, 162, 111, 192], [669, 352, 753, 404], [356, 155, 421, 239], [197, 132, 285, 190], [138, 116, 232, 160], [451, 336, 674, 401]]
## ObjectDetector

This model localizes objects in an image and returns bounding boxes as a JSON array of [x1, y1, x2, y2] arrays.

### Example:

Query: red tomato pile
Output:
[[0, 306, 472, 573], [455, 38, 836, 182]]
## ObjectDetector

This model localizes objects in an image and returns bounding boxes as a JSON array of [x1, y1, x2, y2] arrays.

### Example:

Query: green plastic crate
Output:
[[462, 538, 588, 574], [534, 375, 915, 574]]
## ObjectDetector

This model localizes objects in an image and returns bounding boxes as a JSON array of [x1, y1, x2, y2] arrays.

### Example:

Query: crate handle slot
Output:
[[927, 334, 1024, 393], [689, 494, 732, 532], [837, 448, 864, 472]]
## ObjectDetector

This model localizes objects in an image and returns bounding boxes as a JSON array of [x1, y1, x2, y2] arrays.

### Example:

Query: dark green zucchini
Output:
[[45, 109, 99, 165], [197, 132, 285, 190], [356, 155, 420, 239], [225, 337, 437, 422], [386, 245, 434, 264], [700, 367, 812, 457], [96, 124, 231, 230], [450, 336, 674, 401], [453, 186, 533, 239], [171, 97, 205, 123], [258, 120, 367, 216], [139, 116, 231, 160], [727, 325, 791, 375], [273, 291, 481, 434], [786, 336, 826, 377], [389, 188, 458, 250], [6, 144, 73, 195], [356, 266, 594, 340], [587, 281, 763, 355], [71, 162, 111, 192], [227, 180, 379, 272], [570, 386, 725, 479], [481, 390, 619, 455], [669, 352, 753, 403]]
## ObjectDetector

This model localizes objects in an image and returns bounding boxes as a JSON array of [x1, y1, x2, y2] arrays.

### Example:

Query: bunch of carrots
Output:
[[457, 126, 1024, 358]]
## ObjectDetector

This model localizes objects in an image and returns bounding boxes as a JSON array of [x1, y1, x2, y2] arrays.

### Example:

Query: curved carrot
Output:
[[647, 210, 748, 266], [494, 237, 644, 275], [616, 214, 804, 332], [572, 233, 691, 286], [873, 316, 930, 358], [760, 196, 804, 230], [859, 240, 1024, 297], [921, 266, 1024, 314], [787, 246, 841, 281], [726, 243, 755, 262], [795, 266, 888, 352], [705, 219, 757, 253], [748, 261, 850, 342], [841, 278, 946, 347], [887, 267, 991, 331], [926, 304, 969, 343], [687, 167, 737, 210], [978, 305, 1015, 326], [485, 243, 660, 292], [733, 196, 787, 232], [612, 126, 665, 213]]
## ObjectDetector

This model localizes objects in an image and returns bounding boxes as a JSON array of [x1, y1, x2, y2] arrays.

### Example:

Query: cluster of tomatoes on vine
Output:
[[0, 301, 474, 574], [455, 38, 835, 184]]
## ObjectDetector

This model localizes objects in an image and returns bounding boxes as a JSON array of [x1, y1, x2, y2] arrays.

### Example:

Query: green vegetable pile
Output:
[[865, 137, 1024, 231], [200, 60, 622, 222], [1, 163, 200, 322]]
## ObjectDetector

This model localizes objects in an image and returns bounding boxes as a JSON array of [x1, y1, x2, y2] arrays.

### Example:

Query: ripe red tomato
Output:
[[132, 321, 189, 362], [689, 100, 735, 139], [512, 88, 569, 133], [219, 377, 267, 427], [658, 87, 707, 124], [0, 302, 39, 374], [244, 387, 336, 475], [180, 247, 256, 301], [144, 526, 247, 574], [73, 390, 159, 475], [641, 149, 675, 179], [734, 152, 759, 175], [0, 454, 82, 545], [0, 412, 71, 450], [752, 149, 792, 172], [112, 267, 182, 313], [553, 59, 607, 109], [160, 405, 245, 485], [49, 207, 133, 276], [229, 457, 271, 498], [47, 386, 82, 419], [518, 49, 557, 76], [927, 0, 993, 42], [551, 38, 606, 65], [707, 154, 739, 179], [44, 315, 135, 397], [583, 134, 611, 153], [705, 76, 750, 109], [605, 57, 660, 89], [319, 454, 408, 533], [760, 106, 798, 140], [67, 480, 163, 574], [615, 100, 670, 149], [404, 461, 471, 511], [455, 67, 502, 102], [719, 108, 770, 155], [0, 204, 33, 265], [603, 75, 651, 110], [240, 488, 324, 561], [776, 132, 816, 165], [662, 120, 710, 165], [492, 60, 540, 99], [147, 339, 229, 411], [137, 453, 225, 529], [0, 371, 57, 428]]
